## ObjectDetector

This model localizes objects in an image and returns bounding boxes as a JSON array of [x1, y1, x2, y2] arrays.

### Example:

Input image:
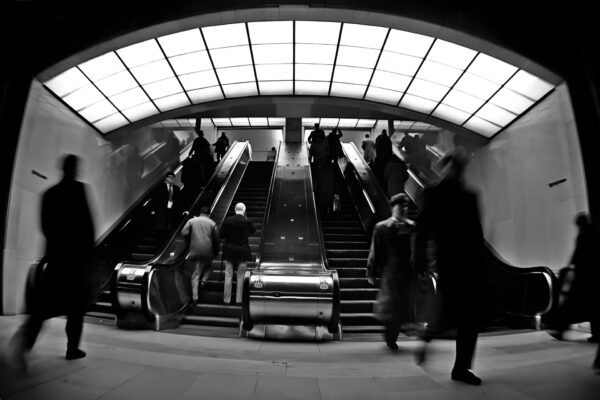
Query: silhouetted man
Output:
[[374, 129, 393, 185], [213, 131, 230, 161], [414, 147, 486, 385], [220, 202, 255, 304], [361, 133, 376, 165], [307, 123, 325, 144], [11, 154, 95, 365]]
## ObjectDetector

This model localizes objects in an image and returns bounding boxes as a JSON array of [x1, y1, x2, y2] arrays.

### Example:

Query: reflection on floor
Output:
[[1, 315, 598, 400]]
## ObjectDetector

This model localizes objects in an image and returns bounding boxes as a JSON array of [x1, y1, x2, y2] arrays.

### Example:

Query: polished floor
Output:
[[0, 315, 598, 399]]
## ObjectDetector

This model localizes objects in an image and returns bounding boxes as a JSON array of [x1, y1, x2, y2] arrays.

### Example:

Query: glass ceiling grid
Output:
[[396, 38, 437, 108], [155, 38, 193, 106], [328, 23, 344, 97], [461, 68, 520, 133], [42, 20, 556, 137], [245, 22, 261, 96], [362, 28, 391, 101], [74, 66, 129, 125], [199, 28, 226, 99], [112, 50, 163, 121], [429, 53, 478, 117]]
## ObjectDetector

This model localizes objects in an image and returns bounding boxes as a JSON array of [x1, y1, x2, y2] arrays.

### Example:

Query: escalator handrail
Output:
[[340, 142, 391, 220], [254, 141, 282, 269], [306, 143, 331, 271], [403, 154, 556, 316], [153, 140, 250, 267], [123, 141, 249, 268]]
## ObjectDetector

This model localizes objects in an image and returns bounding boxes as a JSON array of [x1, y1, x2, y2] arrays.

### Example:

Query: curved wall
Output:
[[1, 80, 205, 314], [466, 83, 588, 271]]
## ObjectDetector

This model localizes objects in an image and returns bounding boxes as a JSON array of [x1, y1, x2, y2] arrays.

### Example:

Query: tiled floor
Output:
[[0, 315, 598, 399]]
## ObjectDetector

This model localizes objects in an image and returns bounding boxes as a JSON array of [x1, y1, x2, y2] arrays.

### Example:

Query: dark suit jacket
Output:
[[415, 177, 486, 325], [41, 178, 95, 311], [152, 182, 181, 229], [220, 213, 256, 263]]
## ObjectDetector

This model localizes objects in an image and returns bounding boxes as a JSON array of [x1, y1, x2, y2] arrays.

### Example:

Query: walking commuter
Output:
[[414, 147, 487, 385], [181, 154, 204, 206], [361, 133, 376, 166], [182, 206, 220, 304], [551, 212, 599, 342], [384, 152, 409, 197], [10, 154, 95, 367], [213, 131, 230, 161], [307, 123, 325, 144], [266, 146, 277, 162], [327, 128, 343, 162], [309, 135, 336, 215], [367, 194, 414, 350], [151, 171, 181, 239], [220, 203, 256, 304], [374, 129, 393, 186]]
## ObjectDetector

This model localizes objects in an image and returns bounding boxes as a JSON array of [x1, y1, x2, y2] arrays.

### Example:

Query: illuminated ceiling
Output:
[[43, 21, 555, 138]]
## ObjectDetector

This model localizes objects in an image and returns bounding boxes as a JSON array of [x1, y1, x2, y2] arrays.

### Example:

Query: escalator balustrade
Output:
[[183, 161, 275, 329]]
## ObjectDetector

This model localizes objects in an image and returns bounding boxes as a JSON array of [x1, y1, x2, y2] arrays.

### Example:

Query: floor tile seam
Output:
[[93, 365, 152, 400], [2, 362, 91, 398]]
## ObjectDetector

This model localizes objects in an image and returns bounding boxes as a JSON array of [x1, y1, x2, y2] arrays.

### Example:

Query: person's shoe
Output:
[[587, 335, 599, 343], [451, 369, 482, 385], [199, 281, 206, 290], [65, 349, 86, 360], [191, 297, 199, 305], [414, 341, 427, 366], [386, 341, 399, 350], [549, 331, 564, 341]]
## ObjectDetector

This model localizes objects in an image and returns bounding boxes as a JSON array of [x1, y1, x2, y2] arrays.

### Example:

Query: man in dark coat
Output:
[[213, 131, 230, 161], [11, 154, 95, 365], [220, 202, 256, 304], [367, 194, 414, 350], [307, 123, 325, 144], [151, 171, 181, 239], [374, 129, 393, 185], [384, 153, 409, 198], [414, 147, 486, 386], [551, 212, 599, 342]]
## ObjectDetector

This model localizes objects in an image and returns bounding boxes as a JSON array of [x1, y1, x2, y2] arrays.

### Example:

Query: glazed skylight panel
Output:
[[249, 21, 293, 95], [42, 20, 556, 137], [202, 23, 257, 97], [295, 21, 341, 95], [330, 24, 386, 98]]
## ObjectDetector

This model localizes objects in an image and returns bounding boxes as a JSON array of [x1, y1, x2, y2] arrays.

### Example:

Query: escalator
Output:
[[320, 184, 380, 334], [86, 166, 189, 321], [182, 161, 275, 330], [336, 142, 555, 331]]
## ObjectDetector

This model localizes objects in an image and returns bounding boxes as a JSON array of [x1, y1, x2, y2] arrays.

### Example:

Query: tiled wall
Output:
[[465, 83, 588, 272]]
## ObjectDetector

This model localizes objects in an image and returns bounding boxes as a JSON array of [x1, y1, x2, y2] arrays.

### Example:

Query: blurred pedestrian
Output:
[[384, 152, 409, 198], [551, 212, 598, 342], [414, 147, 486, 385], [367, 194, 414, 350], [361, 133, 376, 166], [374, 129, 393, 186], [220, 203, 256, 304], [10, 154, 95, 367], [182, 206, 220, 304]]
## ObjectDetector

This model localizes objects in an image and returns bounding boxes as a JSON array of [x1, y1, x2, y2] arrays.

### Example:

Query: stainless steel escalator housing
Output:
[[241, 143, 341, 338], [112, 142, 252, 330]]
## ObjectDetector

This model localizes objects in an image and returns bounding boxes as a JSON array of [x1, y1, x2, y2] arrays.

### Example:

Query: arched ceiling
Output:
[[38, 7, 559, 140]]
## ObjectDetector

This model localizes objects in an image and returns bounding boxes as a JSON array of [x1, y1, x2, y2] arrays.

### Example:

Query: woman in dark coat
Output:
[[367, 194, 414, 350]]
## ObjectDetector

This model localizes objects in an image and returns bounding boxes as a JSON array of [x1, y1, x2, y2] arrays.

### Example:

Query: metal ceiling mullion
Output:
[[396, 38, 437, 107], [155, 39, 193, 106], [245, 22, 261, 96], [199, 28, 226, 99], [362, 28, 391, 100], [328, 23, 344, 97]]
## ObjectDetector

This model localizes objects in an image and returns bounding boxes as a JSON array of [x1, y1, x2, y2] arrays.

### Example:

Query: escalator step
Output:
[[181, 315, 240, 327], [325, 241, 370, 249]]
